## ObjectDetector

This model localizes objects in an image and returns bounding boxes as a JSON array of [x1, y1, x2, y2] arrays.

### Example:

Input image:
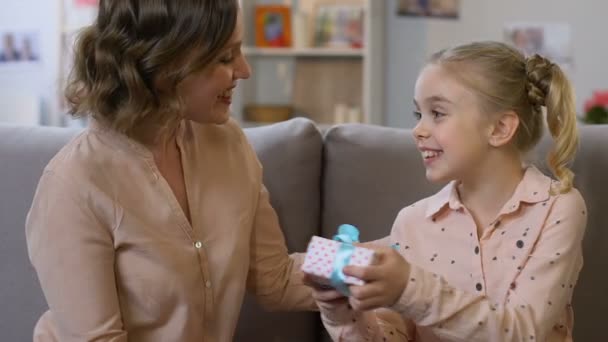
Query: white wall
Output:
[[385, 0, 608, 128], [0, 0, 61, 125]]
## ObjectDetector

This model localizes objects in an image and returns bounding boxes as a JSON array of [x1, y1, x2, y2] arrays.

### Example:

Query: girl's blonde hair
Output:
[[429, 41, 578, 193]]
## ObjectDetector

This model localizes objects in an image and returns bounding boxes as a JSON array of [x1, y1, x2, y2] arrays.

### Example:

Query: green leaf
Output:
[[584, 106, 608, 124]]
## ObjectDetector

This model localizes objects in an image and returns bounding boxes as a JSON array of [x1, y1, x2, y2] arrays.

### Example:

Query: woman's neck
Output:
[[457, 151, 525, 234], [136, 122, 181, 166]]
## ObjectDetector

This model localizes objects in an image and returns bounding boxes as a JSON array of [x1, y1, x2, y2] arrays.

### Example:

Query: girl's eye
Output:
[[413, 111, 422, 121], [432, 110, 445, 118]]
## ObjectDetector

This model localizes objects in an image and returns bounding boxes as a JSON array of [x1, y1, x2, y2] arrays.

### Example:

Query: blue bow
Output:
[[330, 224, 360, 296]]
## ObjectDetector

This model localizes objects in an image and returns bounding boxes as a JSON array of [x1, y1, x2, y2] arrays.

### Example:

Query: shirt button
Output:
[[205, 281, 212, 288], [194, 241, 203, 249], [476, 283, 483, 291]]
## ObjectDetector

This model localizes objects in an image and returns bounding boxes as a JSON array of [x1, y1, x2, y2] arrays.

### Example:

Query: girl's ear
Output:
[[488, 110, 519, 147]]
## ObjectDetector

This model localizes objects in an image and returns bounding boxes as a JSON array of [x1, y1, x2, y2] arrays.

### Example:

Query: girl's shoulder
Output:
[[548, 185, 587, 217], [395, 181, 457, 221], [393, 191, 448, 227]]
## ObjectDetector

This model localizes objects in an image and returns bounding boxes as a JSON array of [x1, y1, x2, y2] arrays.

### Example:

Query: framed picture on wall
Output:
[[312, 0, 365, 49], [0, 31, 40, 64], [255, 5, 292, 48], [397, 0, 460, 19], [504, 23, 574, 76], [63, 0, 99, 32], [74, 0, 98, 5]]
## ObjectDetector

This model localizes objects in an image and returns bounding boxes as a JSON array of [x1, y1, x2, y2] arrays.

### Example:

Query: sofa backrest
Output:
[[0, 118, 323, 342], [235, 118, 323, 342], [321, 123, 608, 342], [0, 124, 80, 342], [4, 118, 606, 341]]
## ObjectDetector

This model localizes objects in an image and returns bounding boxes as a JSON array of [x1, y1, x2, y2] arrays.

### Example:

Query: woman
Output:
[[26, 1, 315, 341]]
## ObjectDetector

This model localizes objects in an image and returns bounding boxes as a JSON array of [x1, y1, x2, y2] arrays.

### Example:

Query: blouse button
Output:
[[194, 241, 203, 249], [205, 281, 212, 288]]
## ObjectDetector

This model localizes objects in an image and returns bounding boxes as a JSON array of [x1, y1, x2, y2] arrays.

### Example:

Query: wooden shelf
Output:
[[236, 0, 386, 126], [243, 46, 364, 58]]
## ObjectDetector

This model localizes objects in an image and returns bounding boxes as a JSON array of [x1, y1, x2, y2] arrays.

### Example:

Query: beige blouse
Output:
[[322, 167, 587, 342], [26, 118, 315, 341]]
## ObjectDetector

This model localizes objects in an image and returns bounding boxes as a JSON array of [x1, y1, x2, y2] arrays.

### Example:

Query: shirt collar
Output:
[[424, 166, 552, 219], [425, 181, 462, 219], [88, 117, 188, 159]]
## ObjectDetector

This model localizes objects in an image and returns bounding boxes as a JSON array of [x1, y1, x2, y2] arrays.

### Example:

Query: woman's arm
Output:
[[246, 184, 316, 311], [26, 171, 127, 342]]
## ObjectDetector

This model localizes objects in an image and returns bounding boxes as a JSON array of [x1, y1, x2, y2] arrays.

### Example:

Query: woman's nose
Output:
[[234, 55, 252, 80]]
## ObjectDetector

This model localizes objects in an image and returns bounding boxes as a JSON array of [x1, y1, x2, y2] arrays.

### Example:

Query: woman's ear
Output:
[[489, 110, 519, 147]]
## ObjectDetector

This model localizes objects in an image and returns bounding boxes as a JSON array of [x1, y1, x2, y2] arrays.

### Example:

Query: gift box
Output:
[[302, 235, 376, 288]]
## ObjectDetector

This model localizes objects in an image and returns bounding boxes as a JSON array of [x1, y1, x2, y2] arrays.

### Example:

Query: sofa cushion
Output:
[[321, 124, 443, 241], [236, 118, 323, 342], [530, 124, 608, 342], [0, 124, 80, 342], [244, 118, 323, 252], [322, 123, 608, 342]]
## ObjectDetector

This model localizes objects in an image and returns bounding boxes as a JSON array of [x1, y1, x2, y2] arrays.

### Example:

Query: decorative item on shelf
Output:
[[244, 105, 293, 123], [255, 5, 292, 48], [581, 90, 608, 124], [293, 10, 309, 49], [312, 0, 365, 49], [333, 103, 363, 124]]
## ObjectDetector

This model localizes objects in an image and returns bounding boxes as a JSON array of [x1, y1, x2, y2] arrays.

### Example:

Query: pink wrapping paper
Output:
[[301, 236, 376, 287]]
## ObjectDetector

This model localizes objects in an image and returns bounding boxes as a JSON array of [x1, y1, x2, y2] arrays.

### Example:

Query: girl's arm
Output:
[[349, 189, 586, 342], [320, 304, 414, 341]]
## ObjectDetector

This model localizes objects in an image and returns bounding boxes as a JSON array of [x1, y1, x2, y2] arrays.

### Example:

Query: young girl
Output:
[[26, 1, 314, 341], [312, 41, 587, 341]]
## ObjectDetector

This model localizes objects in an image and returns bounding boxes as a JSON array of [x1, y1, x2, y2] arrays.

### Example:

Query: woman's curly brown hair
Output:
[[65, 0, 239, 140]]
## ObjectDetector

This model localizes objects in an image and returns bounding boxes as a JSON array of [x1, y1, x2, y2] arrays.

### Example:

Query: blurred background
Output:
[[0, 0, 606, 129]]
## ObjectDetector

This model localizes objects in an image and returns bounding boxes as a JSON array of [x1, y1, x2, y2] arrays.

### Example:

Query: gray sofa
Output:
[[1, 118, 607, 341]]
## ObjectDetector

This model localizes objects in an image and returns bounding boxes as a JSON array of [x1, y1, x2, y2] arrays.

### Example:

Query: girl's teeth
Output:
[[422, 151, 442, 158]]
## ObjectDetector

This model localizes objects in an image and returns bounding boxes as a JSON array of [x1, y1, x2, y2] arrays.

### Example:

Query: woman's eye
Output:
[[413, 111, 422, 121], [220, 54, 234, 64]]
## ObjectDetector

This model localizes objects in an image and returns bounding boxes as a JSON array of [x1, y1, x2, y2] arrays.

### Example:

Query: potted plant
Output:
[[581, 90, 608, 124]]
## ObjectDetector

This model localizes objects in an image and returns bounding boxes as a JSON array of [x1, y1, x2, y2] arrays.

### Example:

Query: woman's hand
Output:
[[344, 246, 410, 311], [304, 275, 349, 312], [304, 274, 364, 325]]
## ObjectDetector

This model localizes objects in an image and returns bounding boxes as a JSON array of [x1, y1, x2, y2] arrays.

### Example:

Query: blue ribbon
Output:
[[330, 224, 360, 296]]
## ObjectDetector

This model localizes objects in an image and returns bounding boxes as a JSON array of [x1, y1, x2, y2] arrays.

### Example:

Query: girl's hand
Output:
[[344, 246, 410, 311]]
